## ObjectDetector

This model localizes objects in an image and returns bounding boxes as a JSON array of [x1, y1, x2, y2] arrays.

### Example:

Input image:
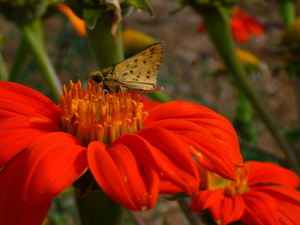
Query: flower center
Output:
[[201, 166, 249, 197], [60, 80, 145, 147], [223, 166, 249, 197]]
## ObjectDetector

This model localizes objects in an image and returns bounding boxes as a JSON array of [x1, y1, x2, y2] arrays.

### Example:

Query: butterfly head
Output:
[[89, 71, 104, 87]]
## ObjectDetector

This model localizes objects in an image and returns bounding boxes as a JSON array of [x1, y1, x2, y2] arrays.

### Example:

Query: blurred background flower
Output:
[[191, 161, 300, 225], [198, 6, 265, 43]]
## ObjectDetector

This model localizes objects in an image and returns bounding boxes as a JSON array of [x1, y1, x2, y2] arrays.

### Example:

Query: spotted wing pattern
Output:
[[112, 43, 164, 93], [134, 43, 164, 74]]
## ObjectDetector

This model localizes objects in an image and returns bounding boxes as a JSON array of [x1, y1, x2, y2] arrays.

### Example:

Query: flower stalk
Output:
[[18, 18, 62, 103], [279, 0, 296, 27], [189, 4, 300, 174], [0, 35, 8, 81], [8, 38, 29, 82], [0, 52, 8, 81], [9, 16, 44, 82], [75, 190, 124, 225], [147, 91, 171, 103], [87, 21, 124, 69], [177, 198, 202, 225]]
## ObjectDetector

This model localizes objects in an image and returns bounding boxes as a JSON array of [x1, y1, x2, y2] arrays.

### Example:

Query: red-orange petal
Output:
[[246, 161, 300, 188], [209, 194, 244, 225], [137, 127, 200, 194], [17, 132, 88, 204], [179, 131, 236, 180], [188, 118, 241, 165], [142, 101, 242, 166], [0, 150, 52, 225], [141, 98, 163, 113], [88, 137, 160, 211], [159, 180, 183, 194], [251, 185, 300, 204], [143, 101, 224, 125], [276, 199, 300, 225], [230, 7, 264, 43], [190, 189, 224, 212], [0, 116, 62, 167], [56, 4, 87, 37], [241, 191, 279, 225], [231, 18, 250, 43], [245, 19, 264, 36], [0, 81, 61, 124]]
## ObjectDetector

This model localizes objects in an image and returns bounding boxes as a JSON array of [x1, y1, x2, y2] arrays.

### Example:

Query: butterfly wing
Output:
[[134, 43, 164, 74], [112, 43, 164, 93]]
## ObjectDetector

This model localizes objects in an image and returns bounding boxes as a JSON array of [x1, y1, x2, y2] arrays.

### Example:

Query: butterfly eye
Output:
[[92, 74, 103, 83]]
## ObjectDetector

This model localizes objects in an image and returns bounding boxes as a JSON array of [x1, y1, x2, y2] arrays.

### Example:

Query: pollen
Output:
[[60, 80, 144, 147], [201, 166, 249, 197], [223, 166, 249, 197]]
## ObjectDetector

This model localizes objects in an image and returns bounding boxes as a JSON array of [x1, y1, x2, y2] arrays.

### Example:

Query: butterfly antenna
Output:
[[75, 74, 90, 81]]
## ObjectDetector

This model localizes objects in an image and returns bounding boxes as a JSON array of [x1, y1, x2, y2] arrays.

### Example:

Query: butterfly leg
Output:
[[119, 86, 126, 103], [102, 89, 109, 104], [119, 86, 135, 114]]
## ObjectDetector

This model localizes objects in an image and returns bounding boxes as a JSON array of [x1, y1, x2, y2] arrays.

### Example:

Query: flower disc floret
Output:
[[60, 80, 144, 146]]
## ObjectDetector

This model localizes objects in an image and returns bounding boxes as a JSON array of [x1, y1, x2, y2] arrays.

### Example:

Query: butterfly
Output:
[[88, 43, 164, 96]]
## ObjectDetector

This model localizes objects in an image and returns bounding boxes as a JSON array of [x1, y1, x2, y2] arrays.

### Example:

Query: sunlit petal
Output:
[[0, 81, 61, 123], [0, 116, 61, 167]]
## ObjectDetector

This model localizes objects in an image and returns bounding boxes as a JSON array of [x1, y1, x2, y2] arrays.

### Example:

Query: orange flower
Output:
[[56, 4, 87, 36], [191, 161, 300, 225], [0, 80, 242, 224], [230, 7, 264, 43], [198, 7, 264, 43]]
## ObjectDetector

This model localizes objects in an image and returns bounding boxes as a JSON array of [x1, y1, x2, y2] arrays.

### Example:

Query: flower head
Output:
[[230, 7, 264, 43], [198, 6, 264, 43], [191, 161, 300, 225], [0, 80, 242, 224]]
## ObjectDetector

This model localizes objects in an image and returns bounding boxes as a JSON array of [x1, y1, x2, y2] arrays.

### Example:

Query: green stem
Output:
[[235, 90, 257, 144], [87, 21, 124, 69], [279, 0, 296, 27], [75, 190, 124, 225], [9, 38, 29, 82], [147, 91, 171, 103], [189, 4, 300, 174], [18, 18, 62, 103], [10, 18, 44, 82], [0, 51, 8, 81]]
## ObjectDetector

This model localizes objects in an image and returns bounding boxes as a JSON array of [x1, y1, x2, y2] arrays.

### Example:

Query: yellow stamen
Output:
[[60, 80, 144, 147], [201, 166, 250, 197]]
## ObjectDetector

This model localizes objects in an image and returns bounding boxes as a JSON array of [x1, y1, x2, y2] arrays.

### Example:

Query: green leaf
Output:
[[124, 0, 153, 16], [83, 8, 103, 30]]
